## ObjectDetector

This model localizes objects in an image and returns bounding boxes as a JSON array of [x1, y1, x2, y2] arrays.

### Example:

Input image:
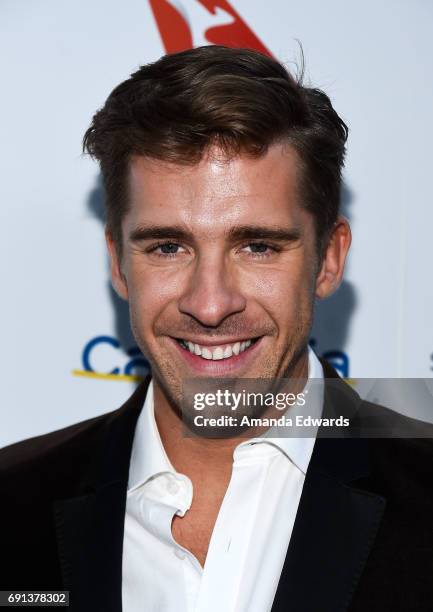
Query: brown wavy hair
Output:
[[83, 45, 348, 257]]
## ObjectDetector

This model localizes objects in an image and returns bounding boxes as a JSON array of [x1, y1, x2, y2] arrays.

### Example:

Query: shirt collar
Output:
[[235, 347, 324, 474], [127, 380, 175, 492], [128, 347, 324, 489]]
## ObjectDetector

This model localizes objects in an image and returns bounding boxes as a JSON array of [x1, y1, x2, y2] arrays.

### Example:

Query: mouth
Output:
[[176, 337, 260, 361]]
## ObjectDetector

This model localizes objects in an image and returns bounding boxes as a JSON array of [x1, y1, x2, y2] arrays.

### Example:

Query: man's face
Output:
[[108, 143, 348, 405]]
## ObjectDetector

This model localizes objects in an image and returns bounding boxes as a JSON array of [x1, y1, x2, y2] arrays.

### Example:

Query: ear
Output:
[[105, 229, 129, 300], [315, 216, 352, 299]]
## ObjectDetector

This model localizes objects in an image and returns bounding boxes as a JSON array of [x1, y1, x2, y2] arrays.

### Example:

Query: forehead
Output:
[[126, 143, 306, 233]]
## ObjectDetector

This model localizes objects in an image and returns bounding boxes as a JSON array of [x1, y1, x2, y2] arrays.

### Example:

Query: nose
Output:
[[178, 255, 246, 327]]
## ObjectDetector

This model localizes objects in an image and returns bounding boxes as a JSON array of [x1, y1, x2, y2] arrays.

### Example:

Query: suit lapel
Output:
[[271, 441, 386, 612], [54, 482, 126, 611], [271, 365, 386, 612], [53, 378, 151, 611]]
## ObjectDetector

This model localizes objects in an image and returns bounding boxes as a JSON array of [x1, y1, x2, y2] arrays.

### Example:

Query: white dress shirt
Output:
[[122, 348, 324, 612]]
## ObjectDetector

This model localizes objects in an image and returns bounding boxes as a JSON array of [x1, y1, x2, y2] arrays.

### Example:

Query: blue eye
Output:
[[240, 242, 280, 259], [159, 243, 180, 254], [146, 241, 185, 257], [248, 243, 269, 253]]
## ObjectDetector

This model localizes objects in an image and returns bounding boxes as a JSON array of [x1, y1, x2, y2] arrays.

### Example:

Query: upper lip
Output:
[[172, 336, 260, 346]]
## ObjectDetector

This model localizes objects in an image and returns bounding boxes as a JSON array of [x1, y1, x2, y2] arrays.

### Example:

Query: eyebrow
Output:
[[129, 225, 189, 243], [128, 224, 302, 243], [228, 225, 302, 242]]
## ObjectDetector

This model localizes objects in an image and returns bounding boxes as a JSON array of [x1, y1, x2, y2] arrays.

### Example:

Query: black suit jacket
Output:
[[1, 361, 432, 611]]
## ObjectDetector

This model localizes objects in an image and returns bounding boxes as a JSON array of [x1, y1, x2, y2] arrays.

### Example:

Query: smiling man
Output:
[[1, 46, 432, 612], [111, 143, 348, 397]]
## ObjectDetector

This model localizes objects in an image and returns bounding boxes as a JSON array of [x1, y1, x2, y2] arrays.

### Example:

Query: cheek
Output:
[[126, 264, 187, 326], [241, 260, 315, 315]]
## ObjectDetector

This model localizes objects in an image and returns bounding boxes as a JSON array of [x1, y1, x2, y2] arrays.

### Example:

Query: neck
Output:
[[153, 381, 238, 486]]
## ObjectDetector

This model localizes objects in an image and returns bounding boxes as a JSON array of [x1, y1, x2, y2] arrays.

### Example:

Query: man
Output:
[[1, 46, 432, 611]]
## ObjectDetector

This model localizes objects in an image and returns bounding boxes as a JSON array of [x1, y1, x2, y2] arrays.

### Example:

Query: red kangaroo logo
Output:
[[149, 0, 272, 56]]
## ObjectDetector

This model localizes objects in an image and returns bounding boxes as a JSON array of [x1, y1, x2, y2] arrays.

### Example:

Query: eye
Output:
[[159, 242, 180, 254], [241, 242, 278, 258], [248, 243, 269, 253], [147, 242, 186, 258]]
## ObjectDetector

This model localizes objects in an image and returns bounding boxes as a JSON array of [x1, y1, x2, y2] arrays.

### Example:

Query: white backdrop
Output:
[[1, 0, 432, 448]]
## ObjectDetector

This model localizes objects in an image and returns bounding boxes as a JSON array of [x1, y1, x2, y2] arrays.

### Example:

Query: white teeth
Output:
[[223, 345, 232, 358], [213, 347, 224, 360], [180, 338, 255, 360]]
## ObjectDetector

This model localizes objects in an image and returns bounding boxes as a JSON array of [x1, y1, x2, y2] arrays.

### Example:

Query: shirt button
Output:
[[167, 480, 180, 495], [174, 548, 186, 560]]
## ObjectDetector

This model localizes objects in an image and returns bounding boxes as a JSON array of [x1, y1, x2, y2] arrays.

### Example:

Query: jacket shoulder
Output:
[[0, 410, 114, 498], [368, 434, 433, 492], [0, 377, 150, 499]]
